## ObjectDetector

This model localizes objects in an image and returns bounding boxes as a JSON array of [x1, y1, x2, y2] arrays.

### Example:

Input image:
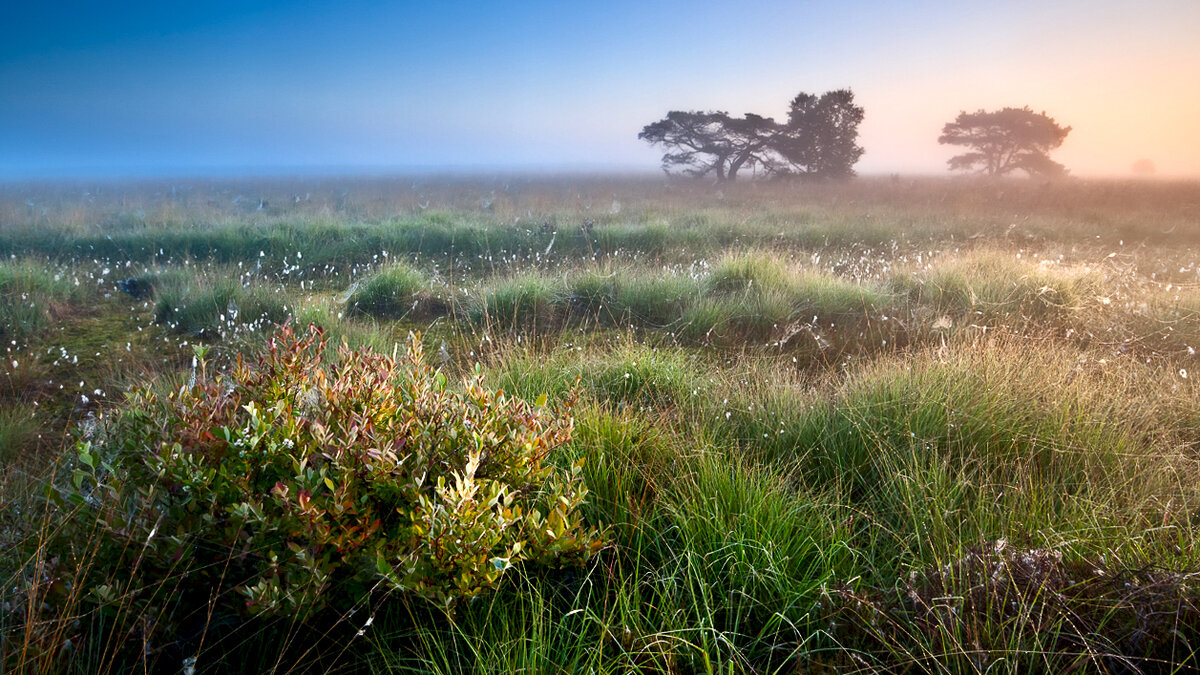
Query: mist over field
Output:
[[3, 1, 1200, 178], [4, 2, 1200, 673]]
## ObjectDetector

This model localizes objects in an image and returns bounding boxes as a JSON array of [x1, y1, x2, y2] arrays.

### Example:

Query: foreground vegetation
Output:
[[3, 176, 1200, 673]]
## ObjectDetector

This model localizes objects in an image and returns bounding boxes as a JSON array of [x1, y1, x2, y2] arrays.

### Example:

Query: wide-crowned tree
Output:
[[637, 111, 777, 182], [639, 89, 864, 182], [938, 107, 1071, 177], [771, 89, 865, 179]]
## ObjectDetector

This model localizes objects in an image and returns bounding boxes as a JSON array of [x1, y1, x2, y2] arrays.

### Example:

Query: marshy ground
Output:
[[3, 176, 1200, 673]]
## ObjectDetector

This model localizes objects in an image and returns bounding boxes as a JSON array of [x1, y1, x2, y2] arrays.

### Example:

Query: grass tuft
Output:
[[346, 262, 447, 319], [0, 260, 81, 341]]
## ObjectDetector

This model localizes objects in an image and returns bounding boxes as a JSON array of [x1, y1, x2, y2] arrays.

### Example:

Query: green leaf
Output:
[[535, 393, 548, 407]]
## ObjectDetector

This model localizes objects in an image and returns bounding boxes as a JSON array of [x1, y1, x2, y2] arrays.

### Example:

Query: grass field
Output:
[[3, 175, 1200, 673]]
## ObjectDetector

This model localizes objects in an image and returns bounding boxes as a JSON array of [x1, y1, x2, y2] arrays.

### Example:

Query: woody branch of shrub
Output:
[[62, 323, 602, 633]]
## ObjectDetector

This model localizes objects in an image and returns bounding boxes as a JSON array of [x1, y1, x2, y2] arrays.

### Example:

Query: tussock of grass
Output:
[[582, 345, 702, 410], [473, 274, 563, 330], [681, 251, 884, 343], [705, 250, 795, 295], [0, 404, 39, 465], [564, 269, 616, 313], [345, 262, 447, 319], [153, 271, 291, 336], [894, 249, 1104, 321], [681, 292, 798, 343], [570, 406, 676, 534], [472, 255, 882, 347], [487, 342, 705, 411], [651, 456, 849, 662], [788, 270, 888, 318], [610, 273, 701, 326], [706, 250, 885, 315], [721, 337, 1199, 566], [0, 260, 81, 341]]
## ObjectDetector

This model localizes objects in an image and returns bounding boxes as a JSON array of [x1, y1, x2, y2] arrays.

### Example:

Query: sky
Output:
[[2, 0, 1198, 178]]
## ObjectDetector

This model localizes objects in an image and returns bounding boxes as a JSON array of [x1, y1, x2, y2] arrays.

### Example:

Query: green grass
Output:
[[467, 255, 884, 348], [0, 403, 39, 465], [4, 177, 1200, 673], [646, 455, 850, 668], [472, 274, 563, 330], [565, 269, 617, 314], [153, 270, 292, 336], [346, 262, 447, 319], [892, 249, 1104, 321], [678, 252, 885, 344], [704, 250, 797, 295], [0, 260, 82, 342], [583, 346, 702, 411], [487, 341, 705, 412], [610, 273, 701, 327]]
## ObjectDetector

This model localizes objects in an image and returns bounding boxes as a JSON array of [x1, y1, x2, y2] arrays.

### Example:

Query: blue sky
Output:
[[2, 1, 1198, 177]]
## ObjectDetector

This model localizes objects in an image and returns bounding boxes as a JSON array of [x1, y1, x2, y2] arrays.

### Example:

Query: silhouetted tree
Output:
[[639, 89, 865, 182], [938, 107, 1071, 177], [637, 111, 777, 182], [771, 89, 865, 179]]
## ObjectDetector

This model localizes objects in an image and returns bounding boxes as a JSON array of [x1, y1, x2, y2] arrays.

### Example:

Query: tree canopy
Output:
[[638, 89, 865, 182], [938, 107, 1071, 177], [772, 90, 865, 179], [636, 111, 776, 182]]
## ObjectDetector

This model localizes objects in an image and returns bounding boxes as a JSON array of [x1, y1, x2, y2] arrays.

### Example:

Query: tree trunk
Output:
[[727, 155, 745, 182], [728, 146, 758, 182]]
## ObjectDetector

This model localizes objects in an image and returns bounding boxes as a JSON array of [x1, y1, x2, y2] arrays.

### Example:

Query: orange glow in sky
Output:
[[3, 1, 1198, 177]]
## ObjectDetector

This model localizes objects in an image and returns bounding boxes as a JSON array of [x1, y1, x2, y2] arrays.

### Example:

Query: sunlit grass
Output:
[[3, 177, 1200, 673], [891, 249, 1104, 321], [344, 261, 451, 320]]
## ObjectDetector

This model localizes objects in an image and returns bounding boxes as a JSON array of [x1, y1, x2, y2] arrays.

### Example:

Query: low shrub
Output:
[[58, 325, 601, 645]]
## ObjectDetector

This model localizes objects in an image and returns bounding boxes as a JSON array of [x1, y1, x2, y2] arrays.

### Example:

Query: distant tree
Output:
[[637, 110, 777, 182], [771, 89, 865, 179], [638, 89, 865, 182], [721, 113, 779, 180], [938, 107, 1071, 177]]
